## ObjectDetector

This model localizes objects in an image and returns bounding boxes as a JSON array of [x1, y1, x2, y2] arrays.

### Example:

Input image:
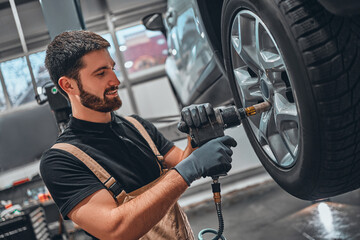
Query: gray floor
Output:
[[71, 178, 360, 240], [186, 180, 360, 240]]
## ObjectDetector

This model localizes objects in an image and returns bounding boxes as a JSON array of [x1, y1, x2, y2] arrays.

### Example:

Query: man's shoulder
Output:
[[125, 114, 152, 128], [115, 113, 144, 123], [40, 140, 81, 169], [41, 129, 74, 159], [40, 146, 68, 166], [39, 142, 88, 185], [115, 113, 151, 131]]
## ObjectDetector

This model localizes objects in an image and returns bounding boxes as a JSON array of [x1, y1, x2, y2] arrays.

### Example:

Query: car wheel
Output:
[[221, 0, 360, 200]]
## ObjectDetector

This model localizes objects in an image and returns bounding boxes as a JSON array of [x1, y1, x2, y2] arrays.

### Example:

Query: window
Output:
[[116, 25, 167, 78], [0, 57, 34, 106], [29, 51, 51, 96], [133, 77, 179, 118], [0, 83, 6, 111], [101, 33, 123, 79]]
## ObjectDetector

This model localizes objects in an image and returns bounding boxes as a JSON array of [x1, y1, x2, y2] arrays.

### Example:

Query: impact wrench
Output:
[[178, 101, 271, 240]]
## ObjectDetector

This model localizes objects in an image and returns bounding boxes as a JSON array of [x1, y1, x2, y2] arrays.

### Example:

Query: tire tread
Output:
[[278, 0, 360, 198]]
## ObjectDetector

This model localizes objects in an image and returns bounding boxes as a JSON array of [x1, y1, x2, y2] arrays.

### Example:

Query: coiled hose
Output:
[[198, 179, 227, 240]]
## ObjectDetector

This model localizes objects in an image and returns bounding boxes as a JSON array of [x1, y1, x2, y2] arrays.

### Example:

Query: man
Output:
[[40, 30, 237, 239]]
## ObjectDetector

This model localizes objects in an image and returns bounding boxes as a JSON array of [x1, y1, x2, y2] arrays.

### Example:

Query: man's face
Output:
[[77, 49, 122, 112]]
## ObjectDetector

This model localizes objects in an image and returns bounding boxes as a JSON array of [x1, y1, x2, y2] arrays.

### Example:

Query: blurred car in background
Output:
[[143, 0, 360, 200]]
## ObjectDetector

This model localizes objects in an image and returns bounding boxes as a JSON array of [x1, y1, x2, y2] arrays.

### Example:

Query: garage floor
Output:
[[71, 177, 360, 239], [186, 180, 360, 240]]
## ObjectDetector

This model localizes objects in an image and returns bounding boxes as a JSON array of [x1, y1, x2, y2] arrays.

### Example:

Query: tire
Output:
[[221, 0, 360, 200]]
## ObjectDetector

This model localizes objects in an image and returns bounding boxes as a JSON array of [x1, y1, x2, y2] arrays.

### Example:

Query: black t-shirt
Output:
[[40, 113, 174, 219]]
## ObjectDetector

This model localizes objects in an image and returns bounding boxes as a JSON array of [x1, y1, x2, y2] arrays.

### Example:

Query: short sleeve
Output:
[[130, 115, 174, 156], [40, 149, 104, 219]]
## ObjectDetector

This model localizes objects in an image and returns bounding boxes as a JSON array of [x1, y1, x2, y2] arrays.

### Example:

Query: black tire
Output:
[[221, 0, 360, 200]]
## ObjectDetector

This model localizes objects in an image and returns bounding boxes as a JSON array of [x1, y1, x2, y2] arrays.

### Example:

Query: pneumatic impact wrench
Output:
[[178, 101, 271, 240], [178, 101, 271, 147]]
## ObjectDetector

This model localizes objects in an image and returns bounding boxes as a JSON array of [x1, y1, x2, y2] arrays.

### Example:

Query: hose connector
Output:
[[212, 180, 221, 204]]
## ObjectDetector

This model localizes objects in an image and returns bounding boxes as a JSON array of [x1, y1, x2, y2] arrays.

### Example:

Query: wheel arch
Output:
[[197, 0, 224, 63]]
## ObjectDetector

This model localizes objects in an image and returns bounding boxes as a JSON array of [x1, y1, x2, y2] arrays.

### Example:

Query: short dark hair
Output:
[[45, 30, 110, 97]]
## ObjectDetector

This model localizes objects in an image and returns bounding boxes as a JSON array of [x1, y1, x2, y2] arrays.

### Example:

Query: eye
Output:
[[97, 71, 105, 76]]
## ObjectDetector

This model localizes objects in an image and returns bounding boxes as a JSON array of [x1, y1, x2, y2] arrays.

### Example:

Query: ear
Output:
[[58, 76, 79, 95]]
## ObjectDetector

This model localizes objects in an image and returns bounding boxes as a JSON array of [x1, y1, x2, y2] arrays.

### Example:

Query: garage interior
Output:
[[0, 0, 359, 239]]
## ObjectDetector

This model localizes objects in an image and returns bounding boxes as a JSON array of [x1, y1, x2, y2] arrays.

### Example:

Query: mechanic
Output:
[[40, 30, 237, 240]]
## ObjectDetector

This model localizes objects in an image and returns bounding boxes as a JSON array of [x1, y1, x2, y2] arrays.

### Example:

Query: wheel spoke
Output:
[[256, 21, 284, 71], [277, 152, 295, 167], [266, 70, 286, 87], [241, 48, 262, 74], [258, 49, 284, 70], [257, 110, 272, 142], [267, 134, 293, 165], [273, 93, 299, 157], [234, 66, 262, 105], [232, 12, 263, 73], [231, 14, 241, 54], [257, 108, 292, 165], [274, 93, 298, 128]]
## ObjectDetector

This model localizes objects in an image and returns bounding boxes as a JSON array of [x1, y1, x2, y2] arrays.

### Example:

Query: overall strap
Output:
[[51, 143, 122, 199], [125, 116, 166, 169]]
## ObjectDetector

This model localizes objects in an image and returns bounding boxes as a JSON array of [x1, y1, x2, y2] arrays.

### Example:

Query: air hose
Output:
[[198, 178, 227, 240]]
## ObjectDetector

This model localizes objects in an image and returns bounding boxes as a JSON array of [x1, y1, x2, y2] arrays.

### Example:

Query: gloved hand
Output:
[[178, 103, 215, 133], [174, 135, 237, 186]]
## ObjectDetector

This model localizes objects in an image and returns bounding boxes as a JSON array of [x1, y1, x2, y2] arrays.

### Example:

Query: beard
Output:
[[78, 84, 122, 113]]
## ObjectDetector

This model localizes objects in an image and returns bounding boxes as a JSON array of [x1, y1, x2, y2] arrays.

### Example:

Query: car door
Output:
[[164, 0, 213, 105]]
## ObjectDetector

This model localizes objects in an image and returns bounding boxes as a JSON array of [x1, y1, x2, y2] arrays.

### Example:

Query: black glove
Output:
[[178, 103, 215, 133], [174, 135, 237, 186]]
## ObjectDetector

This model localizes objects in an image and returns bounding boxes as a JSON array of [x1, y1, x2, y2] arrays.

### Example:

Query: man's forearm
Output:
[[181, 136, 197, 160], [163, 137, 197, 168], [109, 169, 188, 239]]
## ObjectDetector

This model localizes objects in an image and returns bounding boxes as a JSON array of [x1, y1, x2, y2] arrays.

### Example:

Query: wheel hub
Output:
[[260, 75, 273, 101], [229, 9, 300, 168]]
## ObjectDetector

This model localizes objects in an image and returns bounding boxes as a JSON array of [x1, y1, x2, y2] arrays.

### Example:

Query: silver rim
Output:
[[230, 10, 300, 168]]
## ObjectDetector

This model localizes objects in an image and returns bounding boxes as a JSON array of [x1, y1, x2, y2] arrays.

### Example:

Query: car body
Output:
[[143, 0, 360, 200], [161, 0, 231, 107], [147, 0, 360, 107]]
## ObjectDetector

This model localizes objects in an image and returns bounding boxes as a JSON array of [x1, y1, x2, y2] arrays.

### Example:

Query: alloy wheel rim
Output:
[[230, 10, 300, 168]]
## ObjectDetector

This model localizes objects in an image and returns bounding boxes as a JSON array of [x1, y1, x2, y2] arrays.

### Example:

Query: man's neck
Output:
[[71, 104, 112, 123]]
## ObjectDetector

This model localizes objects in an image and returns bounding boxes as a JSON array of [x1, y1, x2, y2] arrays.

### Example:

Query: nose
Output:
[[109, 70, 121, 86]]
